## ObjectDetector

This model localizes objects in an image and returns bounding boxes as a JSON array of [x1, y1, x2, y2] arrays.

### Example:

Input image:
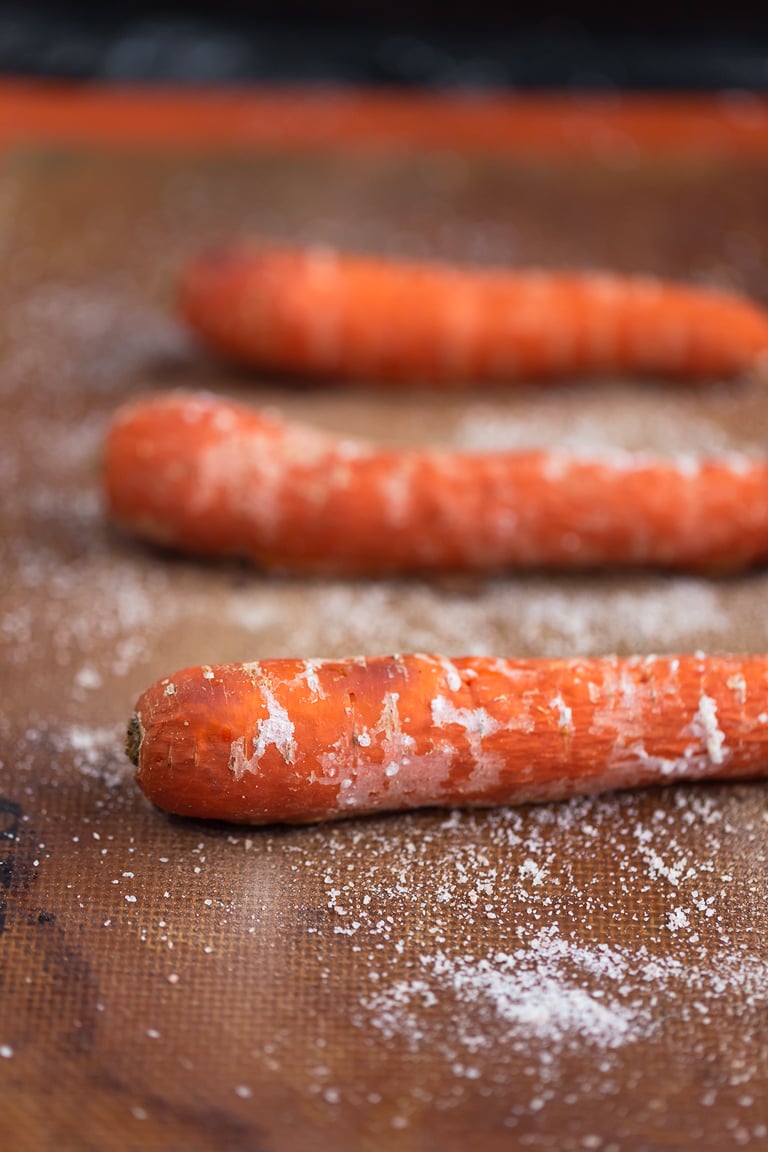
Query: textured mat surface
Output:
[[1, 144, 768, 1150]]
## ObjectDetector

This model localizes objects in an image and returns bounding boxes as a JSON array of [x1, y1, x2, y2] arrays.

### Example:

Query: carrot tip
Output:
[[126, 713, 143, 767]]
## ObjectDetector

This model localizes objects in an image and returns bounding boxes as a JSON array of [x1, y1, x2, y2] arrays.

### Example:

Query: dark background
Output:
[[2, 2, 768, 89]]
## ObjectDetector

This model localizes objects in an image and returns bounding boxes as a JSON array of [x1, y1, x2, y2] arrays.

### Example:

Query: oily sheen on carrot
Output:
[[179, 244, 768, 384], [129, 653, 768, 825], [105, 391, 768, 575]]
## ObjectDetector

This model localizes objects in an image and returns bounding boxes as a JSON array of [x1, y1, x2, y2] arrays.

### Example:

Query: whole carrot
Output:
[[179, 243, 768, 384], [105, 390, 768, 575], [129, 653, 768, 825]]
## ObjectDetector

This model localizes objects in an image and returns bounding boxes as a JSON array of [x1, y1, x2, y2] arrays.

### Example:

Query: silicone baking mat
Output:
[[1, 94, 768, 1150]]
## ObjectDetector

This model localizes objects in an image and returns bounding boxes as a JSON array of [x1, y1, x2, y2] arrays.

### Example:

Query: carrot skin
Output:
[[179, 244, 768, 384], [131, 653, 768, 825], [104, 391, 768, 575]]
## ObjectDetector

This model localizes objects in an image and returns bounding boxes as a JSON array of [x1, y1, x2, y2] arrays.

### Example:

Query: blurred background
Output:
[[1, 2, 768, 89]]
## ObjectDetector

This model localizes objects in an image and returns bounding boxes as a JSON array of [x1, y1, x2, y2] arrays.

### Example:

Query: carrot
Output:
[[105, 390, 768, 575], [129, 653, 768, 825], [178, 243, 768, 384]]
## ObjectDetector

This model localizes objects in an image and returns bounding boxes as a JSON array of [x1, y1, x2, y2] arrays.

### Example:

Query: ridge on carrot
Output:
[[105, 390, 768, 576], [130, 653, 768, 826], [179, 242, 768, 385]]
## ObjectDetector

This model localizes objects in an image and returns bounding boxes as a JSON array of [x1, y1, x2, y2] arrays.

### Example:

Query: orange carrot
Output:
[[105, 390, 768, 575], [179, 244, 768, 384], [129, 653, 768, 825]]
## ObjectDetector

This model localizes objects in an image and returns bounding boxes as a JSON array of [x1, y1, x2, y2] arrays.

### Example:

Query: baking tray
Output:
[[1, 95, 768, 1151]]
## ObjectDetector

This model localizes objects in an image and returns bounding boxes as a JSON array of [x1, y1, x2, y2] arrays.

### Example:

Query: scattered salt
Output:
[[3, 185, 768, 1150]]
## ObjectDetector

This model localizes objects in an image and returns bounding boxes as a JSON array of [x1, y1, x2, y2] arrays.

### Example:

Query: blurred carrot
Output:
[[104, 390, 768, 576], [179, 244, 768, 385], [129, 652, 768, 825]]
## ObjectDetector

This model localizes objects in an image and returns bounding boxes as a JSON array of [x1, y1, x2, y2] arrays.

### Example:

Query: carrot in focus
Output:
[[130, 653, 768, 826], [179, 244, 768, 385], [105, 390, 768, 576]]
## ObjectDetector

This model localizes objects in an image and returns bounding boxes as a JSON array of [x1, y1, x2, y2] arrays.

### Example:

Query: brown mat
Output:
[[2, 145, 768, 1151]]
